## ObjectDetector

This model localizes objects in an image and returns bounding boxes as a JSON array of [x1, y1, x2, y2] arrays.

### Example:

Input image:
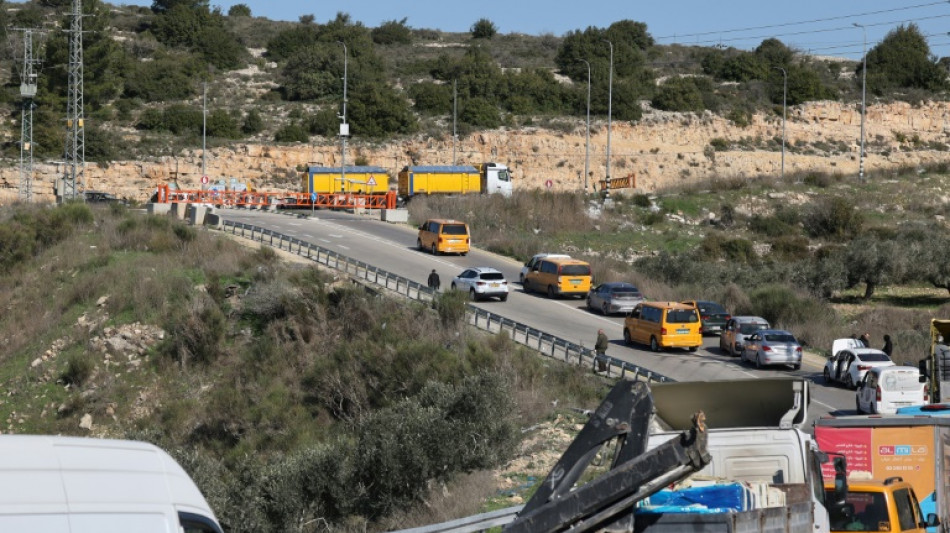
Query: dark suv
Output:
[[682, 300, 730, 336]]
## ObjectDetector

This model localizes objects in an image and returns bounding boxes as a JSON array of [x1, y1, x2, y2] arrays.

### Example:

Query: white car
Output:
[[451, 267, 509, 301], [856, 366, 927, 414], [520, 253, 570, 284], [823, 338, 895, 389]]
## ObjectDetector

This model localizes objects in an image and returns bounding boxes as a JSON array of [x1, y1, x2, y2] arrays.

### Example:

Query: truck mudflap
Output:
[[504, 381, 711, 533]]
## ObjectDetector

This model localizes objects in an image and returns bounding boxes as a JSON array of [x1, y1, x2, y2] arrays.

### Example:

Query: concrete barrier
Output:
[[172, 202, 188, 219], [380, 209, 408, 223], [187, 204, 209, 226], [146, 203, 171, 216], [204, 212, 223, 229]]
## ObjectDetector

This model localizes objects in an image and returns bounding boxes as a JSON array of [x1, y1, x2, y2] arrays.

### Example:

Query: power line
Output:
[[655, 1, 949, 41]]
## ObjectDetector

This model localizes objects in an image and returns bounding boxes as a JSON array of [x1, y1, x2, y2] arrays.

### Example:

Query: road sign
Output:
[[201, 175, 209, 184], [366, 176, 377, 186], [545, 179, 553, 189]]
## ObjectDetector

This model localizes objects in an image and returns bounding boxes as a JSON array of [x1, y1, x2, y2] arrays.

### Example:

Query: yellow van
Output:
[[523, 257, 592, 298], [623, 302, 702, 352], [417, 219, 470, 255]]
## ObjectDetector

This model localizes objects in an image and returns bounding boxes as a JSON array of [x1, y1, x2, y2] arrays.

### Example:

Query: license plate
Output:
[[676, 329, 689, 334], [490, 283, 500, 288], [570, 279, 580, 285], [894, 402, 911, 407]]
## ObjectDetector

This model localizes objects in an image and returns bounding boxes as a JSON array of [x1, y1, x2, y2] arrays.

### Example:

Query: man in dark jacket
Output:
[[427, 269, 440, 291], [882, 334, 893, 357]]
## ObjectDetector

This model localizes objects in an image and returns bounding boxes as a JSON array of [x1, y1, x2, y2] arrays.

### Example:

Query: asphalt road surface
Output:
[[216, 207, 858, 428]]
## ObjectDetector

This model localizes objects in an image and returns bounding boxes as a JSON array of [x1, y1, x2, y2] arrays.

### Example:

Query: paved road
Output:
[[216, 207, 857, 426]]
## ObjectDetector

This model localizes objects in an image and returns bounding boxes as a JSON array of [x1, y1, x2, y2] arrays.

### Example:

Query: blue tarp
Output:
[[637, 482, 749, 514]]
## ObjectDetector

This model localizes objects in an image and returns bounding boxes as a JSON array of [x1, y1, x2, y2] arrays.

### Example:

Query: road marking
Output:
[[339, 245, 349, 250], [319, 238, 331, 244], [302, 234, 313, 238]]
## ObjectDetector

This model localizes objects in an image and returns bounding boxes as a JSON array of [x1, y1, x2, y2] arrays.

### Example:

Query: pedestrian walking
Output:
[[882, 334, 893, 358], [427, 269, 440, 291], [595, 328, 609, 372]]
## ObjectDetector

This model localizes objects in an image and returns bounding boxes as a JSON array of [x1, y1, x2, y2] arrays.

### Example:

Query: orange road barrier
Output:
[[155, 186, 397, 210]]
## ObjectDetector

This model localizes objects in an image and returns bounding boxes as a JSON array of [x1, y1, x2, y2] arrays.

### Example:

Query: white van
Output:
[[855, 366, 928, 414], [0, 435, 223, 532]]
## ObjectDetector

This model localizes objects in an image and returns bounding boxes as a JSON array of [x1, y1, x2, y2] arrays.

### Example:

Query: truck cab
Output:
[[476, 162, 513, 197], [825, 477, 938, 532]]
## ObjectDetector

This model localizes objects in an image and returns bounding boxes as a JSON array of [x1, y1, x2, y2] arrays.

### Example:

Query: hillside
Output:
[[2, 3, 950, 202]]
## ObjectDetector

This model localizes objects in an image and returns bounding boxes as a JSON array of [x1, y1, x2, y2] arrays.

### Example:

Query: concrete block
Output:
[[187, 204, 208, 226], [146, 203, 172, 215], [381, 209, 409, 223], [204, 212, 223, 229], [172, 202, 188, 219]]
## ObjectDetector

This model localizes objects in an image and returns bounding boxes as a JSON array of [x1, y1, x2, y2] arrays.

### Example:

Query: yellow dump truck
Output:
[[397, 163, 512, 200], [302, 166, 390, 194]]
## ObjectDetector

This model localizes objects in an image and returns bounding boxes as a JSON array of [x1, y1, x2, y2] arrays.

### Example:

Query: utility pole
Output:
[[603, 39, 613, 201], [854, 22, 867, 183], [338, 41, 349, 193], [17, 29, 40, 202], [62, 0, 85, 202], [774, 67, 787, 182], [579, 59, 591, 193], [201, 82, 207, 189], [452, 79, 458, 166]]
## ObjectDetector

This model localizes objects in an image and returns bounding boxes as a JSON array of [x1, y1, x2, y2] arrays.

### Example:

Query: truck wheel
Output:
[[547, 286, 556, 299], [650, 336, 660, 352], [430, 244, 438, 255], [623, 329, 632, 346]]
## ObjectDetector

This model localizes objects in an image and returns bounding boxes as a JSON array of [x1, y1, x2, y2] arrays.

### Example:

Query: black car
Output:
[[682, 300, 730, 335]]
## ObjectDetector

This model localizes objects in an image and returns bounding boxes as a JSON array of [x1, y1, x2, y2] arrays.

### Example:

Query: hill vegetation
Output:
[[1, 0, 947, 163]]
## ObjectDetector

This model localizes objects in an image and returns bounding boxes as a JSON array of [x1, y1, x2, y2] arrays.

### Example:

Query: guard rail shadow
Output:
[[221, 220, 673, 385]]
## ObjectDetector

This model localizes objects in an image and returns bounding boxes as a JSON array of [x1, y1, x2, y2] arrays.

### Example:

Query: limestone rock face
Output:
[[4, 100, 949, 204]]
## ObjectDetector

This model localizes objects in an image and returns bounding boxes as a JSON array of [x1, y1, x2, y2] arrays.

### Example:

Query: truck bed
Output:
[[633, 501, 813, 533]]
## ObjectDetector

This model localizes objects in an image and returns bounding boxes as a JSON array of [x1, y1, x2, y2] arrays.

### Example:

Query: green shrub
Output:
[[471, 18, 497, 39], [803, 197, 863, 238], [162, 295, 227, 366], [651, 76, 706, 112], [274, 124, 309, 143], [631, 194, 652, 208], [372, 18, 412, 45], [747, 284, 824, 327], [61, 351, 96, 386], [709, 137, 730, 151], [769, 235, 810, 260], [434, 290, 467, 325]]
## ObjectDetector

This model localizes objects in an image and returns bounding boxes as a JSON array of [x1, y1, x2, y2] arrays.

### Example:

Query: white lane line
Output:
[[303, 234, 314, 238], [339, 245, 349, 250], [319, 238, 331, 244]]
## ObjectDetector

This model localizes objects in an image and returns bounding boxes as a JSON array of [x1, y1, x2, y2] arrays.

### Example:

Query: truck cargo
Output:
[[920, 319, 950, 404], [397, 162, 512, 199], [302, 165, 390, 195], [815, 414, 950, 531]]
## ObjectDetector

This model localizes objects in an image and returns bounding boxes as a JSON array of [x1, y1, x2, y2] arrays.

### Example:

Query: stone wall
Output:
[[3, 100, 949, 204]]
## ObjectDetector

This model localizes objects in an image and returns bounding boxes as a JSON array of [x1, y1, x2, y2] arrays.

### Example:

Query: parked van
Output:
[[417, 218, 470, 255], [856, 366, 928, 414], [623, 301, 702, 352], [523, 257, 592, 298], [0, 435, 223, 532]]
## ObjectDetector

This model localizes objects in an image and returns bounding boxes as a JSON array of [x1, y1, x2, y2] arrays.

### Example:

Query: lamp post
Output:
[[338, 41, 349, 192], [854, 23, 867, 183], [773, 67, 787, 182], [579, 59, 591, 193], [453, 79, 458, 166], [201, 82, 207, 189], [603, 39, 613, 201]]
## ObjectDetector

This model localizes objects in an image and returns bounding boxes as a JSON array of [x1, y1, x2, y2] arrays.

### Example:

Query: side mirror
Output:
[[419, 224, 425, 230], [920, 374, 929, 384], [925, 513, 940, 527], [920, 359, 931, 379]]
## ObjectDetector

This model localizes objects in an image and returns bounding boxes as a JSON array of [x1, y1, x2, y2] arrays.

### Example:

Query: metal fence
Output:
[[221, 220, 673, 384]]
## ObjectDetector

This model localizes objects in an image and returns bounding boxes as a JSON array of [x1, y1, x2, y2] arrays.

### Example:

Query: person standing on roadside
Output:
[[427, 269, 440, 291], [595, 328, 609, 371], [882, 334, 893, 358], [859, 332, 871, 348]]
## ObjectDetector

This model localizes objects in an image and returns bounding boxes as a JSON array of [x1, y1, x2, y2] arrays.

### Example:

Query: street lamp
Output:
[[201, 82, 207, 190], [773, 67, 787, 182], [603, 39, 613, 201], [338, 41, 349, 192], [854, 23, 867, 182], [579, 59, 591, 193]]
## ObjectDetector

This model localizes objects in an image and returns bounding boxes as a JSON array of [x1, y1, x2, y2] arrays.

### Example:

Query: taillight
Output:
[[858, 365, 871, 371], [725, 315, 732, 321], [876, 386, 882, 402], [702, 315, 710, 320], [762, 346, 772, 352], [925, 388, 930, 402], [699, 326, 703, 334], [661, 327, 667, 335], [476, 281, 486, 286], [795, 347, 803, 352]]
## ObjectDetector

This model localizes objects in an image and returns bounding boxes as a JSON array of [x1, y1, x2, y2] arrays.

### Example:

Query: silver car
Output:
[[740, 329, 803, 370], [586, 282, 644, 315]]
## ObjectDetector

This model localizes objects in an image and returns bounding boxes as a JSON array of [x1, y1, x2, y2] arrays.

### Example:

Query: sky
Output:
[[103, 0, 950, 60]]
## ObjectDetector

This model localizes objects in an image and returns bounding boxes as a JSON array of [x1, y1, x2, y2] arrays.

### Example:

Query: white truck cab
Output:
[[0, 435, 222, 533], [478, 162, 513, 197]]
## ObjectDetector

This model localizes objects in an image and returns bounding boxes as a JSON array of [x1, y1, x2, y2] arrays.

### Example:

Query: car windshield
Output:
[[859, 352, 891, 362], [667, 310, 698, 324], [700, 302, 726, 314], [442, 224, 467, 235], [764, 333, 796, 343], [739, 323, 768, 334], [560, 264, 591, 276], [480, 272, 504, 281]]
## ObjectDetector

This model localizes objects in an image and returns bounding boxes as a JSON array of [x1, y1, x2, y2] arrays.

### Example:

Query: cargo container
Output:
[[302, 165, 390, 194], [397, 163, 512, 198]]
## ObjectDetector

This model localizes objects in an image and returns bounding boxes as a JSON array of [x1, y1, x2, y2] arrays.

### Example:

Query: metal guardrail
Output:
[[390, 505, 524, 533], [220, 220, 674, 385]]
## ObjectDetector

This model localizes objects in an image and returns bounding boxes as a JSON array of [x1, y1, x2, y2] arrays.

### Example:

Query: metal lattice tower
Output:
[[18, 30, 39, 202], [61, 0, 85, 201]]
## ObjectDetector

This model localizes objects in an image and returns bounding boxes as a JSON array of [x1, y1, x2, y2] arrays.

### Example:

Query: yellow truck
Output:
[[302, 166, 390, 194], [396, 163, 512, 199]]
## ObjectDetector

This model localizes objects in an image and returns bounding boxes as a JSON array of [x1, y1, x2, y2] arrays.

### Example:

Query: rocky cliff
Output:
[[4, 100, 950, 204]]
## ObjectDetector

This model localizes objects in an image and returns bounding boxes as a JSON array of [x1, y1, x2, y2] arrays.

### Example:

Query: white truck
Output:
[[0, 435, 223, 532]]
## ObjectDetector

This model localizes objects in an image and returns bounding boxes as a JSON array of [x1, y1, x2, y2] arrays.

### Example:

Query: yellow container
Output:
[[397, 165, 481, 197], [303, 166, 390, 194]]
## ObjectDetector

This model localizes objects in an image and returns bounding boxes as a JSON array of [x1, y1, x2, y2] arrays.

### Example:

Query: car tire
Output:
[[430, 244, 438, 255], [602, 303, 610, 316], [688, 346, 698, 352], [547, 286, 556, 299], [500, 294, 508, 302], [755, 355, 763, 369], [623, 329, 632, 346], [650, 336, 660, 353], [791, 364, 801, 371], [845, 374, 854, 389], [823, 367, 831, 383], [519, 273, 525, 284], [870, 401, 877, 415], [417, 238, 423, 251], [469, 289, 477, 301]]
